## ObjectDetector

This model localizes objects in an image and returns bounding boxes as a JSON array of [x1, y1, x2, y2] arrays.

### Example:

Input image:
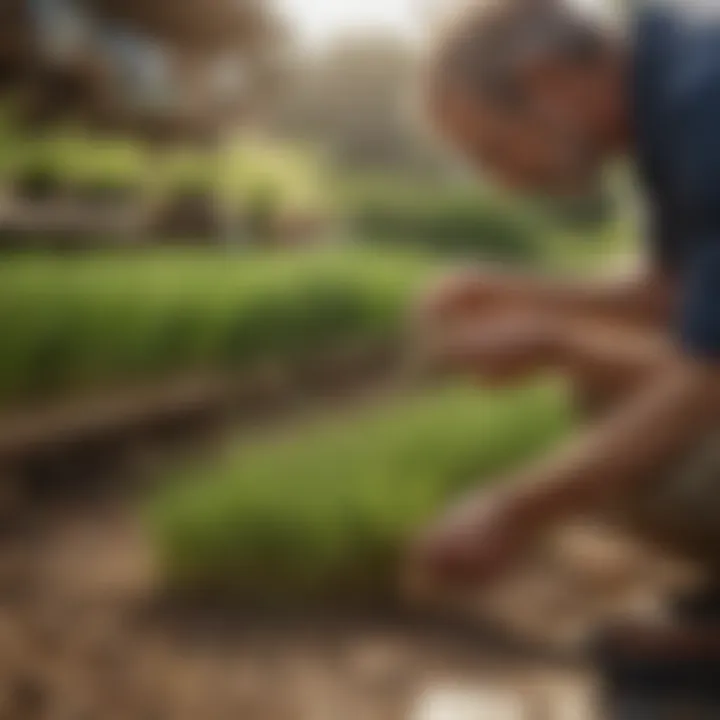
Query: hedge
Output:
[[344, 182, 549, 264]]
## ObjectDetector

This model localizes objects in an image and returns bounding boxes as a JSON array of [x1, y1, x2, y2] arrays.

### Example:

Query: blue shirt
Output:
[[633, 3, 720, 358]]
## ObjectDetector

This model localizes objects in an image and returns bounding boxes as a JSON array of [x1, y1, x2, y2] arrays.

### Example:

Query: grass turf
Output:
[[147, 379, 573, 602], [0, 249, 434, 409]]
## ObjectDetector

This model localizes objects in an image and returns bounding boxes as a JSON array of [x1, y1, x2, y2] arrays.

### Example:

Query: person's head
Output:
[[425, 0, 628, 195]]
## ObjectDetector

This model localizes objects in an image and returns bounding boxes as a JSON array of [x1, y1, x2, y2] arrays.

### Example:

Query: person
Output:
[[409, 0, 720, 690]]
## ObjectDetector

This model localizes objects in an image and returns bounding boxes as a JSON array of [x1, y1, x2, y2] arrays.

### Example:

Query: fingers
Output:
[[408, 268, 538, 385], [404, 536, 501, 600], [405, 504, 509, 594], [411, 268, 503, 333], [410, 313, 558, 384]]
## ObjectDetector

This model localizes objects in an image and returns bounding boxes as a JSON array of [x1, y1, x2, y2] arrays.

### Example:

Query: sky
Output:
[[279, 0, 423, 42], [280, 0, 610, 44]]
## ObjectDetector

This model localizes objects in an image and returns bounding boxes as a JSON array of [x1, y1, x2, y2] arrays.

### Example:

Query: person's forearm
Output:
[[506, 360, 720, 526], [432, 312, 668, 399], [538, 272, 673, 329], [455, 266, 674, 330]]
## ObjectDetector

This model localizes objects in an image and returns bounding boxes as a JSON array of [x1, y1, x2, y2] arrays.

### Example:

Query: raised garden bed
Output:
[[0, 250, 431, 469], [0, 250, 431, 410]]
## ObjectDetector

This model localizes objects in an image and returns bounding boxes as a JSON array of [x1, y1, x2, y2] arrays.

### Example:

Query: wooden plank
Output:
[[0, 198, 146, 238], [0, 346, 394, 465]]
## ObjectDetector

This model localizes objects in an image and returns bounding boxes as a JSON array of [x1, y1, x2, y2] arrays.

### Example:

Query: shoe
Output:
[[590, 621, 720, 714]]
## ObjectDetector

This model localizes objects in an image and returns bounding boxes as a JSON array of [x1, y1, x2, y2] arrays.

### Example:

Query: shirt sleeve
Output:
[[672, 70, 720, 361], [646, 202, 684, 276], [679, 241, 720, 360]]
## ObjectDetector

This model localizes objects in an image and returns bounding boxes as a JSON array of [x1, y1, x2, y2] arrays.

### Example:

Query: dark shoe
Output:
[[671, 584, 720, 626], [591, 622, 720, 717]]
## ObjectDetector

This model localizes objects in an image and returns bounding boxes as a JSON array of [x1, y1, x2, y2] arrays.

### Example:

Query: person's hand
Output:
[[414, 312, 559, 385], [412, 268, 507, 335], [406, 488, 537, 596]]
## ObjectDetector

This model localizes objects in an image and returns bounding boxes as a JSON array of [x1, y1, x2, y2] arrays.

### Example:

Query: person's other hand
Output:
[[415, 312, 558, 384], [406, 488, 536, 595]]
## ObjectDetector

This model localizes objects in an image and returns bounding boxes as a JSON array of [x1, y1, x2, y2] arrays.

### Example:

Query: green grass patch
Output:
[[0, 249, 434, 409], [147, 379, 573, 602]]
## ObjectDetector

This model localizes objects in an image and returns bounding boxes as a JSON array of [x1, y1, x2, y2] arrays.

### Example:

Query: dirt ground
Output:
[[0, 476, 699, 720], [0, 370, 700, 720]]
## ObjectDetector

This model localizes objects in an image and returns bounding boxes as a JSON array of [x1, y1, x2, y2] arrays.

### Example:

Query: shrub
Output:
[[8, 131, 147, 202], [220, 139, 335, 240], [60, 136, 147, 201], [10, 136, 67, 200], [152, 150, 220, 199], [344, 181, 549, 264]]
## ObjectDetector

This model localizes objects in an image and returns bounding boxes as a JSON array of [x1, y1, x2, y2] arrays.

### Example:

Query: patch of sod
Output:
[[147, 379, 573, 602], [0, 249, 433, 408]]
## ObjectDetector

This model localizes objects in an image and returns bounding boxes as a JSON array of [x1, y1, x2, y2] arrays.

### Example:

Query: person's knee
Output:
[[613, 431, 720, 569]]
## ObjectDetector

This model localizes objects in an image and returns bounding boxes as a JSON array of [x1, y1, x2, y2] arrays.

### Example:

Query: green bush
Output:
[[147, 379, 573, 601], [60, 136, 146, 200], [7, 131, 147, 200], [344, 182, 549, 263], [220, 139, 332, 214], [151, 150, 220, 199], [10, 136, 68, 199], [0, 249, 433, 408], [0, 120, 334, 239]]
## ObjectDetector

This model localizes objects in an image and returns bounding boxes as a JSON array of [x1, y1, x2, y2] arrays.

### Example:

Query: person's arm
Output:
[[519, 235, 720, 520], [505, 357, 720, 523], [412, 243, 720, 588], [420, 264, 674, 332], [412, 356, 720, 588]]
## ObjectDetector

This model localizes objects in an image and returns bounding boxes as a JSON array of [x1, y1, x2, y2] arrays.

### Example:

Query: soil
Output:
[[0, 359, 699, 720], [0, 494, 599, 720], [0, 441, 700, 720]]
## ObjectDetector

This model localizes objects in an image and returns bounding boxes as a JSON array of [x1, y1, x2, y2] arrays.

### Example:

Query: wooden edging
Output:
[[0, 345, 398, 467]]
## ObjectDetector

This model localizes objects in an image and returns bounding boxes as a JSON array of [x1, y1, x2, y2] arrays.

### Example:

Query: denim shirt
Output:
[[633, 2, 720, 358]]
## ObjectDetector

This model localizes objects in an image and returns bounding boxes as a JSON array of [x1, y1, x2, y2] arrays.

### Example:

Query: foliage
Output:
[[273, 31, 450, 177], [53, 132, 147, 196], [0, 102, 20, 183], [0, 122, 333, 234], [4, 0, 285, 137], [0, 249, 433, 408], [147, 379, 573, 600], [8, 134, 66, 197], [6, 130, 146, 198], [219, 138, 333, 219], [144, 139, 334, 237], [151, 149, 220, 198], [343, 180, 550, 263]]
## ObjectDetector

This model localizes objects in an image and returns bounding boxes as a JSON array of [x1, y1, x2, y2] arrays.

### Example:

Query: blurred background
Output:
[[0, 1, 645, 718]]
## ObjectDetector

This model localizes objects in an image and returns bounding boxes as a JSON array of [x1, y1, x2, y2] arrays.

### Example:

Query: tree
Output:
[[1, 0, 287, 142], [272, 31, 450, 176]]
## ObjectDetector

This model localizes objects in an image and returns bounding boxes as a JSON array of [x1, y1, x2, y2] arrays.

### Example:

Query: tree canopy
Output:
[[0, 0, 286, 141]]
